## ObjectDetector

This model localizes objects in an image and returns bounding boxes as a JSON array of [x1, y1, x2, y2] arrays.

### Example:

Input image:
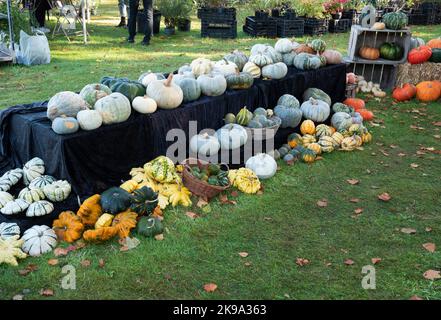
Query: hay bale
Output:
[[396, 62, 441, 86]]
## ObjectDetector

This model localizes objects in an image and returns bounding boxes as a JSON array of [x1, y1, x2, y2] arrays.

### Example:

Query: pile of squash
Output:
[[407, 37, 441, 65], [393, 81, 441, 103]]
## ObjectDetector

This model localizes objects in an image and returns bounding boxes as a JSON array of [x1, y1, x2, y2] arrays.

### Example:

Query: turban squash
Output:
[[53, 211, 85, 243], [77, 194, 103, 226]]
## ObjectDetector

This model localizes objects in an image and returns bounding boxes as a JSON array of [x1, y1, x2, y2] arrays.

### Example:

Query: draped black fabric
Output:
[[0, 64, 346, 200]]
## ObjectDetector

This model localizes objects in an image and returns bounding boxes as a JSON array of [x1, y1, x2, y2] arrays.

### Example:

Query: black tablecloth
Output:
[[0, 64, 346, 198]]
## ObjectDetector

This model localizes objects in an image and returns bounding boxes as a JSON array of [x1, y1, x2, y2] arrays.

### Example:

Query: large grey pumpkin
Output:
[[331, 112, 353, 130], [277, 94, 300, 109], [76, 109, 103, 131], [262, 62, 288, 80], [274, 104, 302, 128], [197, 74, 227, 97], [264, 46, 283, 63], [301, 98, 330, 123], [79, 83, 112, 107], [178, 78, 202, 103], [94, 92, 131, 125], [47, 91, 89, 121], [282, 52, 297, 66]]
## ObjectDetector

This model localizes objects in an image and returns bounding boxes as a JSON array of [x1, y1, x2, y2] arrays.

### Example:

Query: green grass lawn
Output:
[[0, 1, 441, 300]]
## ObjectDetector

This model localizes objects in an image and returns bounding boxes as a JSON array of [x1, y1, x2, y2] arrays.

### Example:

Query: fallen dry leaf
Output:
[[80, 260, 91, 267], [185, 211, 199, 219], [347, 179, 360, 185], [423, 269, 441, 280], [409, 295, 423, 300], [410, 163, 419, 168], [196, 197, 209, 208], [244, 262, 252, 267], [426, 227, 433, 232], [344, 259, 354, 266], [296, 258, 310, 266], [398, 152, 407, 157], [219, 194, 237, 205], [40, 289, 54, 297], [155, 234, 164, 241], [203, 283, 218, 293], [433, 121, 441, 126], [350, 198, 361, 203], [423, 243, 436, 253], [401, 228, 417, 234], [317, 199, 328, 207], [231, 191, 239, 197], [99, 259, 105, 268], [18, 264, 38, 276], [53, 247, 69, 257], [371, 258, 382, 265], [238, 252, 249, 258], [354, 208, 364, 215], [47, 259, 59, 266], [12, 294, 24, 300], [378, 193, 391, 202]]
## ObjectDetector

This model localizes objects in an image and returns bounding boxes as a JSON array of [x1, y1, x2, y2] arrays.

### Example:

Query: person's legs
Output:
[[117, 0, 128, 27], [33, 0, 46, 27], [141, 0, 153, 45], [127, 0, 139, 42]]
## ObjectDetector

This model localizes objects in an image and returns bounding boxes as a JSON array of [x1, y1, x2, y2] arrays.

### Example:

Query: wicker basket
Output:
[[246, 116, 281, 141], [182, 158, 230, 200]]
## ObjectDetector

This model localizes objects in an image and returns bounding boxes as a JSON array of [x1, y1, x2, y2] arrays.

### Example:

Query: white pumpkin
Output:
[[23, 157, 45, 185], [243, 62, 261, 79], [189, 132, 220, 156], [249, 53, 273, 67], [197, 74, 227, 97], [0, 191, 14, 209], [172, 73, 195, 86], [26, 200, 54, 217], [18, 187, 45, 203], [190, 58, 214, 77], [245, 153, 277, 180], [22, 225, 57, 257], [43, 180, 71, 202], [262, 62, 288, 80], [301, 98, 331, 123], [132, 95, 157, 114], [76, 109, 103, 131], [138, 72, 165, 87], [215, 124, 248, 150], [275, 38, 294, 54], [178, 64, 192, 75], [0, 199, 29, 215], [146, 74, 184, 109], [213, 59, 238, 77], [29, 175, 56, 189], [0, 168, 23, 185], [94, 92, 131, 125], [0, 222, 20, 240], [46, 91, 89, 121], [250, 43, 268, 55], [0, 179, 12, 192]]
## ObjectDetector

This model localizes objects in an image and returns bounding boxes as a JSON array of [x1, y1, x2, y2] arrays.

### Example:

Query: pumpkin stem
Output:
[[164, 73, 174, 87]]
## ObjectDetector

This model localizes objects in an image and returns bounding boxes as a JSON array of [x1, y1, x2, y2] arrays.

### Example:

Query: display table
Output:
[[0, 64, 346, 197]]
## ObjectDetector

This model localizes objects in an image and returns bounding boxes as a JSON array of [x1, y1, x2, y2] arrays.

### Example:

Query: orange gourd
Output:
[[112, 210, 138, 238], [416, 81, 441, 102], [427, 38, 441, 49], [357, 109, 374, 121], [300, 120, 316, 135], [83, 226, 118, 242], [359, 47, 380, 60], [53, 211, 84, 243], [295, 44, 315, 55], [343, 98, 365, 111], [77, 194, 103, 226]]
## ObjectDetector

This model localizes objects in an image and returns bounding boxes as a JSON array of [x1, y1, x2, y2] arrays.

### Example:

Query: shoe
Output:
[[117, 17, 127, 28], [141, 40, 150, 46], [32, 26, 50, 34], [127, 38, 135, 43]]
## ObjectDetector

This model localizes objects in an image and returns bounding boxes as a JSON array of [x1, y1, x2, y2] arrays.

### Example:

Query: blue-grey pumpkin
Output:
[[178, 78, 202, 103], [274, 105, 302, 128], [51, 117, 79, 135]]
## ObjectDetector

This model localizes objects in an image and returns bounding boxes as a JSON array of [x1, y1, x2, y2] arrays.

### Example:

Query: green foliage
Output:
[[157, 0, 193, 27], [250, 0, 283, 11], [0, 1, 30, 41], [293, 0, 327, 18]]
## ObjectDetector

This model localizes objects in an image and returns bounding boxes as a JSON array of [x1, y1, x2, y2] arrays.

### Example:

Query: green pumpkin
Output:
[[100, 76, 130, 88], [130, 186, 159, 216], [226, 71, 254, 90], [278, 146, 289, 157], [236, 107, 253, 126], [289, 148, 302, 160], [332, 102, 354, 114], [410, 37, 425, 49], [100, 187, 133, 214], [136, 217, 164, 238], [274, 104, 302, 128], [224, 50, 248, 71], [178, 78, 201, 103], [303, 88, 332, 106], [379, 42, 403, 60], [282, 52, 297, 66], [429, 48, 441, 63], [277, 94, 300, 108], [382, 11, 408, 30], [309, 39, 326, 53], [294, 53, 322, 70], [110, 80, 146, 102], [224, 113, 236, 124], [80, 83, 112, 107]]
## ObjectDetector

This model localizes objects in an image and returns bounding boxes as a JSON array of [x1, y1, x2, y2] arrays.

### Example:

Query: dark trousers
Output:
[[128, 0, 153, 41], [33, 0, 51, 27]]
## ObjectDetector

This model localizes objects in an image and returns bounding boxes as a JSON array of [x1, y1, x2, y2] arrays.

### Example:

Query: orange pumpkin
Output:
[[359, 47, 380, 60], [53, 211, 84, 243], [432, 80, 441, 92], [392, 83, 416, 101], [77, 194, 102, 226], [357, 109, 374, 121], [295, 44, 315, 54], [416, 81, 441, 102], [343, 98, 365, 111], [329, 126, 336, 134], [112, 210, 138, 239], [83, 226, 118, 242], [300, 120, 316, 135], [427, 38, 441, 49]]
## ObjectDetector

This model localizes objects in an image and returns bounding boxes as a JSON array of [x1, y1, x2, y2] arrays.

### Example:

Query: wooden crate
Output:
[[347, 61, 397, 90]]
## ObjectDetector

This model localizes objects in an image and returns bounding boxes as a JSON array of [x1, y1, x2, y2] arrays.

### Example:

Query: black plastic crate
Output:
[[197, 7, 236, 21], [243, 16, 277, 38], [201, 20, 237, 39], [304, 18, 328, 35], [276, 17, 304, 37], [328, 19, 351, 33]]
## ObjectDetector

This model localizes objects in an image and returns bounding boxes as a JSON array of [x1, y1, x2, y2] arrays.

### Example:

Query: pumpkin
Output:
[[197, 73, 227, 97], [22, 225, 57, 257], [94, 92, 131, 125], [408, 46, 432, 64], [357, 109, 374, 121], [53, 211, 84, 243], [348, 124, 363, 136], [110, 80, 145, 102], [177, 78, 202, 103], [132, 95, 158, 113], [178, 64, 192, 75], [226, 70, 254, 89], [318, 136, 335, 153], [76, 109, 103, 131], [371, 22, 385, 30], [43, 180, 71, 202], [112, 210, 138, 238], [379, 42, 403, 60], [172, 73, 195, 86], [136, 216, 164, 238], [51, 117, 79, 135], [331, 132, 344, 146], [429, 48, 441, 63], [0, 199, 29, 216], [0, 168, 23, 186], [362, 131, 373, 144], [309, 39, 326, 53], [315, 124, 332, 139], [242, 61, 261, 79], [216, 124, 248, 150], [341, 136, 358, 151], [300, 120, 316, 135], [307, 143, 322, 155], [275, 38, 294, 54], [138, 72, 165, 87], [282, 52, 297, 66], [250, 43, 268, 55], [0, 222, 20, 240], [245, 153, 277, 180], [301, 98, 330, 123], [343, 98, 365, 111], [229, 168, 261, 194], [100, 187, 133, 214], [302, 134, 316, 146], [29, 175, 56, 189], [249, 53, 273, 67], [147, 74, 184, 109], [120, 180, 138, 193], [236, 107, 253, 126], [18, 187, 45, 203], [332, 102, 354, 114], [100, 76, 129, 88], [214, 59, 238, 77], [0, 236, 27, 266], [130, 186, 158, 216], [83, 226, 118, 242], [47, 91, 89, 121], [224, 50, 248, 71], [79, 83, 112, 107], [77, 194, 102, 226], [95, 213, 114, 229], [346, 73, 357, 84], [278, 94, 300, 109], [287, 133, 302, 148], [301, 149, 316, 163], [23, 157, 45, 185], [295, 44, 315, 54], [26, 200, 54, 217], [359, 47, 380, 60], [427, 38, 441, 49], [416, 81, 441, 102], [144, 156, 179, 184], [382, 11, 408, 30], [294, 53, 322, 70], [322, 50, 342, 64], [261, 62, 288, 80], [410, 37, 426, 49], [190, 132, 220, 156], [263, 46, 282, 63], [0, 191, 14, 209], [274, 104, 302, 128], [303, 88, 332, 106], [190, 58, 214, 77], [331, 112, 353, 130]]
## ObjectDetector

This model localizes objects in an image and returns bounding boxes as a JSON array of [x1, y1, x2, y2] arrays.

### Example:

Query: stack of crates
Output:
[[198, 7, 237, 39], [276, 17, 304, 37], [408, 2, 440, 25], [328, 19, 352, 33], [243, 15, 277, 38], [304, 18, 328, 35]]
